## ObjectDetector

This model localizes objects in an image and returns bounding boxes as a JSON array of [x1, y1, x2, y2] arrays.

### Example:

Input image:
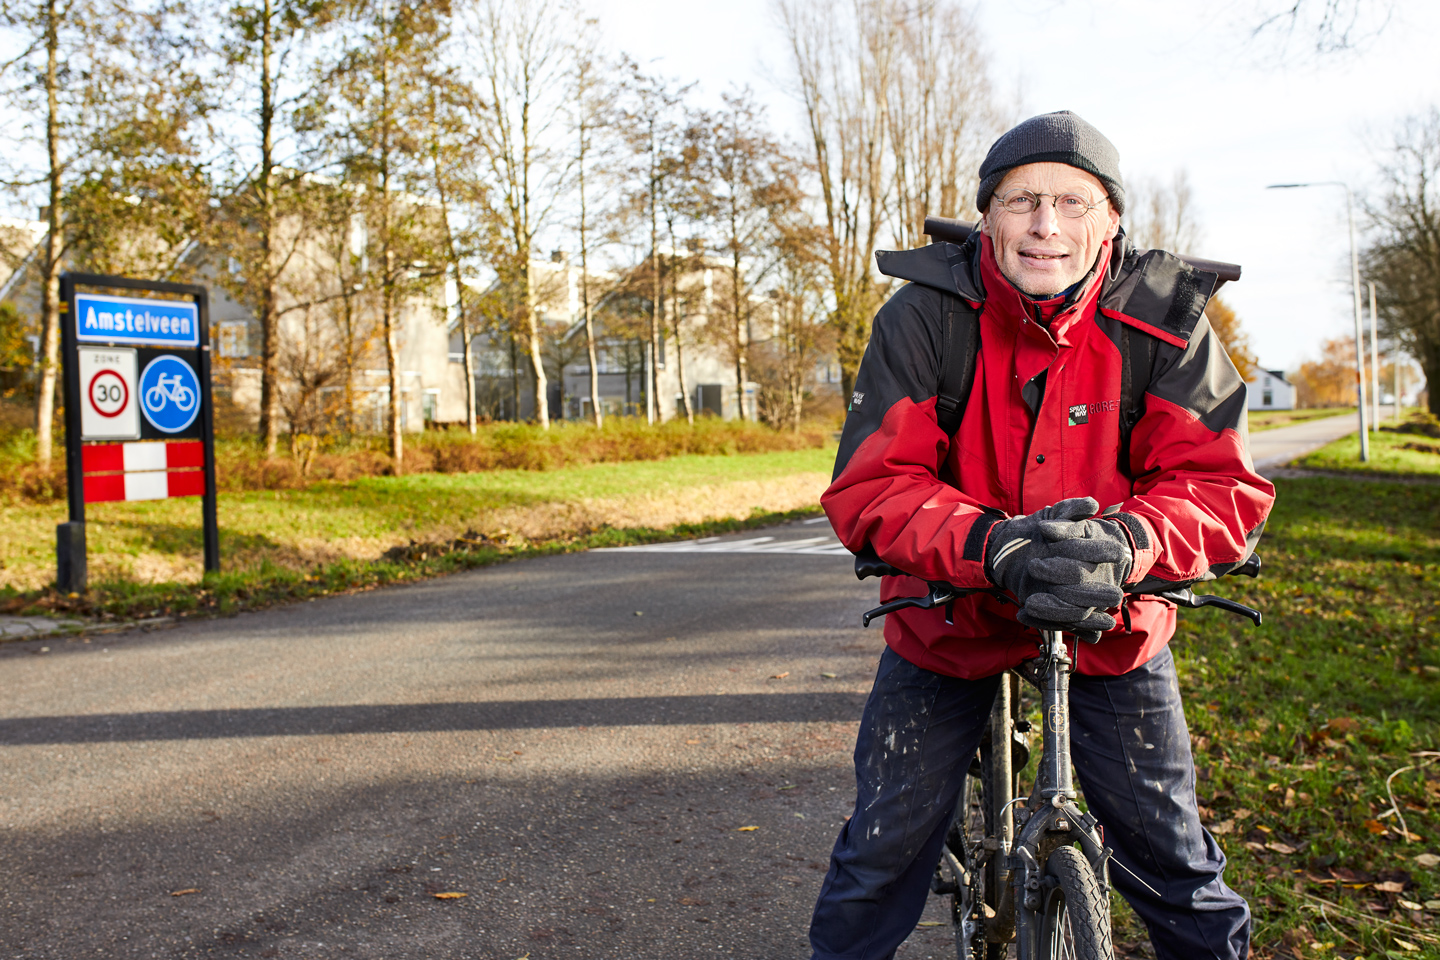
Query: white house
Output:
[[1247, 369, 1296, 411]]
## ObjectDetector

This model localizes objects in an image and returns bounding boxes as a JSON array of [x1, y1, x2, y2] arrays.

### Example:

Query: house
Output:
[[454, 250, 832, 425], [1247, 369, 1295, 411]]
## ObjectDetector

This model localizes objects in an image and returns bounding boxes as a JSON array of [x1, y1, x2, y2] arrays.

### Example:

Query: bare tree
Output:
[[1364, 108, 1440, 416], [422, 77, 486, 434], [776, 0, 891, 400], [1247, 0, 1395, 56], [313, 0, 448, 470], [0, 0, 165, 466], [570, 20, 608, 427], [463, 0, 574, 430], [213, 0, 341, 458], [879, 0, 1002, 248], [1125, 169, 1203, 255]]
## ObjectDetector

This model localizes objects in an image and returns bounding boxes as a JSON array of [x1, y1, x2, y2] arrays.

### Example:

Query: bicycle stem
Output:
[[1040, 630, 1075, 801]]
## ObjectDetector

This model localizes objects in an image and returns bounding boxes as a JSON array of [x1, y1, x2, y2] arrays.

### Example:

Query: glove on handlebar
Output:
[[984, 497, 1102, 606], [1020, 517, 1134, 643]]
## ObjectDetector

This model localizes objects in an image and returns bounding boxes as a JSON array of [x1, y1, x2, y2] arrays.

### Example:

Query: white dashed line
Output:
[[595, 536, 852, 557]]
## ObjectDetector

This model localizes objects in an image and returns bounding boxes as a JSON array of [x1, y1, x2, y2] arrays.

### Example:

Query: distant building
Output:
[[1247, 369, 1295, 411]]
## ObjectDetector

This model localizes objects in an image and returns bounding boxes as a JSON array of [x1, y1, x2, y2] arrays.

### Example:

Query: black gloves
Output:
[[985, 497, 1134, 643]]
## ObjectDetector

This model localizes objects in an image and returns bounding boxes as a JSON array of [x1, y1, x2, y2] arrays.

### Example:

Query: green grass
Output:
[[1294, 429, 1440, 478], [1099, 476, 1440, 958], [1251, 408, 1359, 433]]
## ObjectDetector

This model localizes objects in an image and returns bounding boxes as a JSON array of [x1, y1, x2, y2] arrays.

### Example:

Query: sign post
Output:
[[58, 273, 217, 593]]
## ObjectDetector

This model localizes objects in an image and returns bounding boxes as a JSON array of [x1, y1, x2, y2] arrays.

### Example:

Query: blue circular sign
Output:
[[139, 354, 201, 433]]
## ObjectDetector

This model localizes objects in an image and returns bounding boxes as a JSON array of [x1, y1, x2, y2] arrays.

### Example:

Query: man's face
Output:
[[981, 162, 1121, 298]]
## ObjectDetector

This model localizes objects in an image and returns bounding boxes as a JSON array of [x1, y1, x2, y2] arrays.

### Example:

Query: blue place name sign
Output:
[[75, 292, 200, 348]]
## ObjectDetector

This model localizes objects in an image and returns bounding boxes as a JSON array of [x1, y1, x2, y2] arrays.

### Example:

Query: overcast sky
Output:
[[589, 0, 1440, 373]]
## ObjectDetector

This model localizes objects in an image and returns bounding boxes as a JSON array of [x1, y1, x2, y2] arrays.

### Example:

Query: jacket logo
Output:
[[851, 391, 865, 407], [1069, 399, 1119, 426]]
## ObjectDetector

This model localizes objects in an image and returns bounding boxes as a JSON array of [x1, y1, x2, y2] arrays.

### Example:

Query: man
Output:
[[812, 111, 1274, 960]]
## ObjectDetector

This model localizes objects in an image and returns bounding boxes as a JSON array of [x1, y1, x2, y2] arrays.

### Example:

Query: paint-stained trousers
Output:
[[809, 646, 1249, 960]]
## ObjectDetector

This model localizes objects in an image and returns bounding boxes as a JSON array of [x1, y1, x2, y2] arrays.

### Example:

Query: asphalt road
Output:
[[1251, 412, 1360, 473], [0, 520, 970, 960]]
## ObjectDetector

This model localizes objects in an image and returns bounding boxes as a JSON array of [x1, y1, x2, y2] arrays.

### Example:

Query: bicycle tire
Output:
[[943, 773, 1002, 960], [1037, 846, 1112, 960]]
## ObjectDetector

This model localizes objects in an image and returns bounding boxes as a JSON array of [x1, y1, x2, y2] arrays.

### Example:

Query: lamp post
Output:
[[1368, 282, 1380, 428], [1267, 181, 1369, 462]]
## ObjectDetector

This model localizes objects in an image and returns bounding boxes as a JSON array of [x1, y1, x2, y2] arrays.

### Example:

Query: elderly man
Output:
[[811, 111, 1274, 960]]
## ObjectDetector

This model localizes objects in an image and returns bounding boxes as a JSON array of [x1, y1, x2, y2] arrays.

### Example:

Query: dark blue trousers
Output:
[[809, 646, 1249, 960]]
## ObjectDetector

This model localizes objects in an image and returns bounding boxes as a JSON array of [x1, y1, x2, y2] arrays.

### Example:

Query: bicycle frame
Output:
[[995, 630, 1112, 956]]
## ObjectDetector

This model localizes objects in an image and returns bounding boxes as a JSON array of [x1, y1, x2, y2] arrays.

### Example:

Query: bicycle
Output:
[[853, 548, 1263, 960]]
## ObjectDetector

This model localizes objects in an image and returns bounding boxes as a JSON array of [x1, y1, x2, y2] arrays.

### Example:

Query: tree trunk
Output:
[[383, 275, 403, 468], [33, 0, 62, 469], [523, 260, 548, 428], [257, 0, 282, 457], [578, 126, 601, 428], [647, 121, 662, 424], [670, 249, 693, 424]]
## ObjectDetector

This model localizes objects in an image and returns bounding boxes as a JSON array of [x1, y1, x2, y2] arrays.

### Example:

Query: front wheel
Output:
[[1037, 846, 1112, 960]]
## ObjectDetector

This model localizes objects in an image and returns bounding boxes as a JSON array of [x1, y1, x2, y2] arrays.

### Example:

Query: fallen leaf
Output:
[[1210, 820, 1235, 836], [1394, 937, 1420, 952], [737, 825, 759, 832], [1266, 842, 1297, 855], [170, 888, 200, 897], [685, 739, 701, 745], [1244, 842, 1266, 853], [916, 921, 945, 927], [1375, 880, 1407, 893], [677, 897, 708, 906], [1233, 808, 1253, 820], [433, 892, 467, 900], [1425, 900, 1440, 911], [1399, 898, 1424, 910], [770, 672, 790, 680], [1365, 819, 1389, 835], [820, 672, 837, 679], [1415, 853, 1440, 869]]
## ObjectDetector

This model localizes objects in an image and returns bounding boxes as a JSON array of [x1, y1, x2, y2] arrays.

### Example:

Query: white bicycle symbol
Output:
[[144, 372, 196, 413]]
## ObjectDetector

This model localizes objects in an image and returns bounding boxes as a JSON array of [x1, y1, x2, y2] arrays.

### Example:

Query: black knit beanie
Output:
[[976, 110, 1125, 216]]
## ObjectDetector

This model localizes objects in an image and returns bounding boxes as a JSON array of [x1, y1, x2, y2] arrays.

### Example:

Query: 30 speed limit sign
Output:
[[78, 346, 140, 440]]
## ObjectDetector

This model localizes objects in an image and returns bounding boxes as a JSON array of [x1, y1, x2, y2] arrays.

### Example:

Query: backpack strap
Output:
[[1118, 323, 1157, 478], [935, 294, 981, 437]]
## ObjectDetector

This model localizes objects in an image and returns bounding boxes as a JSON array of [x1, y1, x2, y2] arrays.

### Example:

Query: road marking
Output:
[[595, 536, 851, 557]]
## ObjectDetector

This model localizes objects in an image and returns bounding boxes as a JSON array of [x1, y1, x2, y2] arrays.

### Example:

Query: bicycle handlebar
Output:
[[854, 544, 1264, 628]]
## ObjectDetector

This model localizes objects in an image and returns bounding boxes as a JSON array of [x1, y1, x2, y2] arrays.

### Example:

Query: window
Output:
[[218, 322, 250, 358], [1262, 390, 1273, 407]]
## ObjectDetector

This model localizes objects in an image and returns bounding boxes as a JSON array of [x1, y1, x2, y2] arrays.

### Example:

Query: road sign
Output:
[[78, 347, 140, 440], [139, 354, 201, 434], [60, 273, 217, 594], [75, 292, 199, 348]]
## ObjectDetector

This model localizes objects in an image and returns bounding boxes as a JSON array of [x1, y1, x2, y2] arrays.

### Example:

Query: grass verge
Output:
[[1251, 408, 1359, 433], [0, 447, 835, 590], [1102, 475, 1440, 959], [1293, 427, 1440, 478], [0, 503, 827, 627]]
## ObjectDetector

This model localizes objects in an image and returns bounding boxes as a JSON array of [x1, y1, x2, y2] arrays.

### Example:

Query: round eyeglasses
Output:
[[997, 189, 1108, 219]]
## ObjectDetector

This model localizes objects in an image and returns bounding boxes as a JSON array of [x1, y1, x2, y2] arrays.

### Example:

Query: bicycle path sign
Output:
[[59, 273, 218, 592]]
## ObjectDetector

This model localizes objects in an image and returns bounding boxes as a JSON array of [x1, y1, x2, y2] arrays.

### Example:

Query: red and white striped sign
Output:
[[81, 441, 205, 503]]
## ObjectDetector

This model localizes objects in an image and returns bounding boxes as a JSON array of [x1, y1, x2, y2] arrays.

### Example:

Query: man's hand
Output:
[[1021, 515, 1134, 643], [984, 497, 1100, 605]]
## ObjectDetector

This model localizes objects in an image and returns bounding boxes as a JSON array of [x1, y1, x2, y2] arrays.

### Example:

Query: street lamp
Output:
[[1266, 181, 1370, 462]]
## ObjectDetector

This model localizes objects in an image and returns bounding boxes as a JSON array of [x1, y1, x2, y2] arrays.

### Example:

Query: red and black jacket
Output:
[[822, 232, 1275, 678]]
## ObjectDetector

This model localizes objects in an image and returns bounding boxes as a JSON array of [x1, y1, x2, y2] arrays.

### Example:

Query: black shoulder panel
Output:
[[1100, 248, 1218, 344], [875, 240, 984, 302]]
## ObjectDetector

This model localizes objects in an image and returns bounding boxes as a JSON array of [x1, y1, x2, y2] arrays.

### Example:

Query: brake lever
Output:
[[1154, 588, 1263, 627], [862, 582, 963, 628]]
